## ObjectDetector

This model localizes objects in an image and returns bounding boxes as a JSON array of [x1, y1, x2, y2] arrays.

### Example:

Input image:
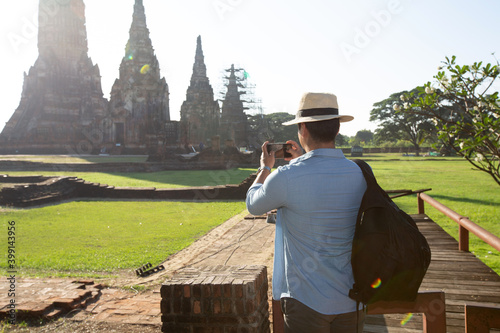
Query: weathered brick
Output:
[[193, 300, 201, 314], [183, 285, 191, 298], [223, 284, 232, 298], [223, 299, 232, 314], [181, 298, 191, 314], [160, 285, 171, 299], [213, 284, 222, 298], [207, 315, 239, 325], [173, 284, 183, 298], [177, 314, 205, 324], [233, 283, 244, 298], [245, 299, 255, 314], [162, 323, 190, 333], [203, 298, 212, 314], [244, 280, 256, 296], [213, 299, 222, 314], [161, 314, 176, 323], [173, 298, 182, 314], [160, 299, 171, 314], [193, 285, 202, 298], [202, 284, 211, 298], [235, 299, 245, 315]]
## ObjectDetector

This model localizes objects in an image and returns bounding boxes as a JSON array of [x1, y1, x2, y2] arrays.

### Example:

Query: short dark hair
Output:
[[299, 119, 340, 143]]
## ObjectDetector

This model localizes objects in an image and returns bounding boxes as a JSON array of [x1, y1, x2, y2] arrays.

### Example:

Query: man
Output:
[[246, 92, 367, 332]]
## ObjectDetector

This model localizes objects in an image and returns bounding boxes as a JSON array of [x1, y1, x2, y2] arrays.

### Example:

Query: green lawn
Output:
[[1, 201, 246, 277], [1, 154, 499, 276]]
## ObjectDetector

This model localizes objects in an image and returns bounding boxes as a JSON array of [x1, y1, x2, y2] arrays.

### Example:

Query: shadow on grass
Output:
[[431, 194, 498, 207], [94, 168, 257, 187]]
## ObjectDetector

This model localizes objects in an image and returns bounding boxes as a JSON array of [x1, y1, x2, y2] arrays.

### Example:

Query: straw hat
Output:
[[282, 92, 354, 126]]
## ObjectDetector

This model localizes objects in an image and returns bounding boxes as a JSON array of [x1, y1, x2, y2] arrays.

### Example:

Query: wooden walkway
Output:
[[363, 214, 500, 333]]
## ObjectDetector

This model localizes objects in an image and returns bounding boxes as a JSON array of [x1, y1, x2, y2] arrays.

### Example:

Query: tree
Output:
[[355, 129, 374, 145], [404, 56, 500, 185], [335, 133, 348, 147], [370, 89, 437, 156], [247, 112, 298, 146]]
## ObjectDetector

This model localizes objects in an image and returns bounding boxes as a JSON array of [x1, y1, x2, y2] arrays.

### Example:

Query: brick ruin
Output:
[[0, 173, 257, 208], [161, 265, 270, 333], [0, 0, 253, 156]]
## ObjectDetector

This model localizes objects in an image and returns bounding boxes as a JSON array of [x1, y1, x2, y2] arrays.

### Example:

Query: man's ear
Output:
[[299, 122, 309, 138]]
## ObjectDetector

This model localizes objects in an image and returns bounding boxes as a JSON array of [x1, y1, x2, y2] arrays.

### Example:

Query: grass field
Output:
[[2, 201, 246, 278], [1, 154, 499, 276]]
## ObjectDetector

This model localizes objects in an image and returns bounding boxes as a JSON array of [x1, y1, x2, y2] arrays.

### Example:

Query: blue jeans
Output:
[[280, 298, 365, 333]]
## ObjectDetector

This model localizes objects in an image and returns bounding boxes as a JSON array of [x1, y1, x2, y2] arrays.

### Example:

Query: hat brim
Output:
[[282, 114, 354, 126]]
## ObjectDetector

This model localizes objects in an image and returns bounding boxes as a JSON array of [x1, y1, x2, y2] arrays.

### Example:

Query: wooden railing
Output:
[[417, 192, 500, 252], [465, 303, 500, 332], [417, 192, 500, 332]]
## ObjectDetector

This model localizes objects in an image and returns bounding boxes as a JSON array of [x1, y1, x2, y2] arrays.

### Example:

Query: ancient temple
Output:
[[0, 0, 256, 156], [0, 0, 108, 151], [180, 36, 220, 148], [219, 64, 249, 146], [108, 0, 171, 153]]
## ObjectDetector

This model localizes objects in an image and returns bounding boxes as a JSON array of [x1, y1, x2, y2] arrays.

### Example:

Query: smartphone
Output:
[[267, 143, 292, 159]]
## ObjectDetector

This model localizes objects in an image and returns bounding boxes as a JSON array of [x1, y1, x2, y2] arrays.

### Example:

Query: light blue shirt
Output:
[[246, 149, 366, 315]]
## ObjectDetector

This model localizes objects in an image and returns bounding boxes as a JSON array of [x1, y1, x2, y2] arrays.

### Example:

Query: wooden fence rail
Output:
[[417, 192, 500, 253], [465, 303, 500, 333]]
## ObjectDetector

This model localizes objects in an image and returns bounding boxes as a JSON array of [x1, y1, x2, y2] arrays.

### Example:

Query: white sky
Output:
[[1, 0, 499, 137]]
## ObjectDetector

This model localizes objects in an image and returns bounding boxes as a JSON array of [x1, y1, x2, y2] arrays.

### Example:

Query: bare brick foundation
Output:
[[161, 265, 270, 333]]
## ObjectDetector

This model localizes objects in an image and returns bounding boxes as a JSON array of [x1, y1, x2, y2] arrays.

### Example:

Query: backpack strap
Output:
[[352, 159, 377, 189], [352, 159, 392, 204]]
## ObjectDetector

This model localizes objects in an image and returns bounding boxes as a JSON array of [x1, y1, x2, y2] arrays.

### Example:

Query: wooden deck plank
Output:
[[364, 214, 500, 332]]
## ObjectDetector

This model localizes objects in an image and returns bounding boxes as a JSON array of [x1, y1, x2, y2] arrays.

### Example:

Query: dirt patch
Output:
[[2, 320, 161, 333]]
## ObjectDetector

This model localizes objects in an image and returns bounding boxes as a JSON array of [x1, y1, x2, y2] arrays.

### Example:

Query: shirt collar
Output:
[[290, 148, 345, 164]]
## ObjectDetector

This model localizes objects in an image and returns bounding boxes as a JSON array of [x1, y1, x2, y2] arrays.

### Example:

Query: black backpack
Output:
[[349, 160, 431, 306]]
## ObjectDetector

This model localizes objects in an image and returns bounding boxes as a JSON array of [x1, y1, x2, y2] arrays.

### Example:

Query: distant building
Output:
[[219, 64, 250, 147], [0, 0, 256, 155], [1, 0, 108, 153], [108, 0, 171, 154], [180, 36, 220, 149]]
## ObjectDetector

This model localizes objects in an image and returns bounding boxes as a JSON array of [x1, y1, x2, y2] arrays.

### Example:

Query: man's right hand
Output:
[[285, 140, 303, 161]]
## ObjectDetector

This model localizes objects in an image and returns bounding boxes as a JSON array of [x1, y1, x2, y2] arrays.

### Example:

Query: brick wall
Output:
[[0, 174, 257, 207], [161, 265, 270, 333]]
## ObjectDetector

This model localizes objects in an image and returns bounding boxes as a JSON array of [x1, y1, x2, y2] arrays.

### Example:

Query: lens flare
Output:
[[128, 54, 134, 60], [140, 64, 150, 74], [371, 278, 382, 289], [401, 313, 413, 326]]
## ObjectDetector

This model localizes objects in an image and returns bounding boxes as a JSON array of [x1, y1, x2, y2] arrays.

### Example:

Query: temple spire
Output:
[[126, 0, 153, 58], [109, 0, 170, 149], [37, 0, 88, 63], [219, 64, 249, 145], [180, 36, 220, 146], [191, 35, 208, 83]]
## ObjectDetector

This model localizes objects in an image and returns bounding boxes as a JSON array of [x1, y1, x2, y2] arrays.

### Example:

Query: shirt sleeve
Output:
[[245, 170, 287, 216]]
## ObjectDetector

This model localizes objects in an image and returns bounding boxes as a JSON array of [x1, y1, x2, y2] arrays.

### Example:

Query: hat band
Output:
[[297, 108, 339, 117]]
